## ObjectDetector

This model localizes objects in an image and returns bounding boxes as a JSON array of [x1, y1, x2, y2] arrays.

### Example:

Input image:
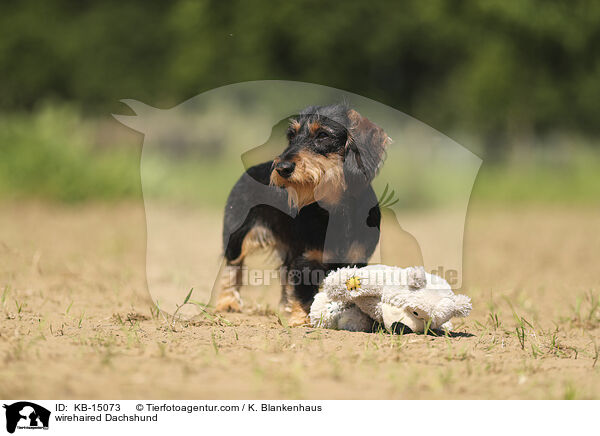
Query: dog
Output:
[[216, 103, 390, 325]]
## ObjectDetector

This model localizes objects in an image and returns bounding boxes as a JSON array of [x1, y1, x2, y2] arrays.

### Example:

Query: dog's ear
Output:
[[343, 109, 390, 190]]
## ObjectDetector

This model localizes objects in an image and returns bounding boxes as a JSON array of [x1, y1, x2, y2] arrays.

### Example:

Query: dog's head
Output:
[[270, 103, 390, 209]]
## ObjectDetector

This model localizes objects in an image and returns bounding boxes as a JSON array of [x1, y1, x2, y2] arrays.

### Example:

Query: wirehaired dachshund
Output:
[[217, 103, 390, 325]]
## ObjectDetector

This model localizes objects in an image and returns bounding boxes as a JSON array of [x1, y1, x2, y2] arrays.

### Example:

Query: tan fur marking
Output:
[[347, 109, 361, 128], [347, 109, 391, 152], [290, 119, 300, 133], [215, 265, 243, 312], [309, 121, 321, 135], [229, 225, 275, 265], [215, 290, 242, 312], [270, 150, 346, 209], [279, 282, 293, 313], [303, 249, 323, 262], [288, 300, 310, 326]]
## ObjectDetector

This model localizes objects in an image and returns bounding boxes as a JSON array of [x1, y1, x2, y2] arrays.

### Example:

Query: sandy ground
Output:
[[0, 201, 599, 399]]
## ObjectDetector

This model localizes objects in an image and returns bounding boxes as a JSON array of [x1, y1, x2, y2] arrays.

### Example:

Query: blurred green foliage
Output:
[[0, 105, 141, 202], [1, 0, 600, 158], [0, 104, 598, 206], [1, 1, 599, 206]]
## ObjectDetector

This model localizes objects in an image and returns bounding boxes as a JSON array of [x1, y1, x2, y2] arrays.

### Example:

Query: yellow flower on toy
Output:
[[345, 276, 361, 291]]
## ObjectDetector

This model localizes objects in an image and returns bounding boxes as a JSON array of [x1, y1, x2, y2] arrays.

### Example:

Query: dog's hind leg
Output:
[[215, 262, 244, 313], [277, 252, 294, 313], [286, 252, 327, 326], [216, 223, 275, 312]]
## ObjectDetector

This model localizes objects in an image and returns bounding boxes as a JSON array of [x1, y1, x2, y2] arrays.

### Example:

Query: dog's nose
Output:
[[275, 161, 295, 178]]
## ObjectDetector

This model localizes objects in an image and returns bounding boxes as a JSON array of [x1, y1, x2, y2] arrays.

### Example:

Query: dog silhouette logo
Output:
[[114, 81, 481, 315], [3, 402, 50, 433]]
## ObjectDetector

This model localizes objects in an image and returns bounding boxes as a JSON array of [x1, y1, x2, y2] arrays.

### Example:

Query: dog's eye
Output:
[[413, 311, 419, 317], [287, 129, 296, 140], [316, 131, 329, 139]]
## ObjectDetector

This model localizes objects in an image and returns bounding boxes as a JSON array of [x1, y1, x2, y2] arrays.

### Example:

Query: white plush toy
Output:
[[309, 265, 472, 333]]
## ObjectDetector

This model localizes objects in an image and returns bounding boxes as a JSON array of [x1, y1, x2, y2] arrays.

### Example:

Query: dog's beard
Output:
[[270, 151, 346, 209]]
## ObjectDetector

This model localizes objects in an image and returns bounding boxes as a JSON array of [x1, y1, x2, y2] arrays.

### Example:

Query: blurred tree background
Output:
[[1, 0, 599, 203]]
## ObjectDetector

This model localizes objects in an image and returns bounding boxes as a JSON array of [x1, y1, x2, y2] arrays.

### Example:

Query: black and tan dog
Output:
[[217, 103, 390, 325]]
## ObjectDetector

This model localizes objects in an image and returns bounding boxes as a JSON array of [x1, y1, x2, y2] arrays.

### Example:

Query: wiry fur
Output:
[[218, 103, 389, 325], [270, 151, 346, 209]]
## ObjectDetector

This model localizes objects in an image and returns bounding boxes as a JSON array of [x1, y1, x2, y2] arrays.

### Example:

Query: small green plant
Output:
[[14, 299, 24, 319], [511, 309, 533, 350], [160, 288, 234, 331], [170, 288, 194, 329], [378, 184, 399, 209], [530, 343, 541, 359], [473, 320, 486, 331], [149, 304, 160, 320], [570, 290, 599, 328], [488, 311, 501, 330], [113, 313, 124, 326], [190, 300, 233, 327], [211, 331, 220, 354], [586, 291, 600, 321], [390, 332, 405, 352], [49, 323, 65, 336], [422, 319, 434, 336], [550, 329, 559, 349], [154, 300, 169, 324], [1, 285, 9, 306], [391, 322, 408, 337], [515, 325, 526, 350]]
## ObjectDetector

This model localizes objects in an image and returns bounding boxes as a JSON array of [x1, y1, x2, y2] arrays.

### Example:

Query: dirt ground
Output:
[[0, 201, 599, 399]]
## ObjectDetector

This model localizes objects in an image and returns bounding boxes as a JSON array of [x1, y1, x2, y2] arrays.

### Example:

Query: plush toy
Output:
[[309, 265, 472, 333]]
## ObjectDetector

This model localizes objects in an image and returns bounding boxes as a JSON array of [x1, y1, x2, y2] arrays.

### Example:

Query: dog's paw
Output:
[[288, 314, 310, 327], [288, 301, 310, 327], [215, 291, 243, 313]]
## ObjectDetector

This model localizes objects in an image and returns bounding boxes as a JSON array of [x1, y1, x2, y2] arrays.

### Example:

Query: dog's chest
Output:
[[293, 203, 330, 242]]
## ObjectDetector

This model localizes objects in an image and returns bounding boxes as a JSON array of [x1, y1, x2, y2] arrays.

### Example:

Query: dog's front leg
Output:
[[286, 253, 327, 326]]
